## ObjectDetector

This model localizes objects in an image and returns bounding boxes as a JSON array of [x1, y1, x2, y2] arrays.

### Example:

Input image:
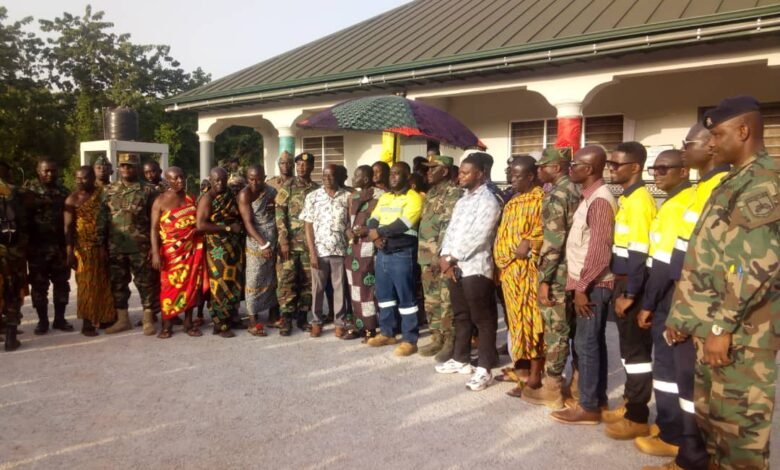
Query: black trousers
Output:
[[447, 275, 498, 370], [614, 277, 653, 423], [674, 337, 709, 470], [651, 289, 682, 446]]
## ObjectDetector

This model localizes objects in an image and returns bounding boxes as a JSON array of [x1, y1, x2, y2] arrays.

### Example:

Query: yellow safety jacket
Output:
[[641, 182, 694, 312], [669, 166, 730, 280], [611, 182, 657, 295]]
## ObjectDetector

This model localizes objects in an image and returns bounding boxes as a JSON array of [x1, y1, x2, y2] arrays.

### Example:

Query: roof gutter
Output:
[[165, 16, 780, 112]]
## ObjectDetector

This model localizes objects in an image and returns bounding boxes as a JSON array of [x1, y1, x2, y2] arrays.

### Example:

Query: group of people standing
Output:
[[0, 95, 777, 470]]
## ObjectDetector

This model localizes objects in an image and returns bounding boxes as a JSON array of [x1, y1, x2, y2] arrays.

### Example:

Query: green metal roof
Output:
[[166, 0, 780, 107]]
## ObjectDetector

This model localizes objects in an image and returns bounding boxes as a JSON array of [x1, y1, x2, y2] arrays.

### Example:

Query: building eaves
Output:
[[164, 3, 780, 110]]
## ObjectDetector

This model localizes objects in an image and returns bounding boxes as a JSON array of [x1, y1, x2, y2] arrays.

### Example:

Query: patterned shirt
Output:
[[299, 187, 350, 257], [440, 183, 502, 279]]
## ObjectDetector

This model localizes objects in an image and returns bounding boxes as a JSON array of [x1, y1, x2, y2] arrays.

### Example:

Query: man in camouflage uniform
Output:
[[666, 96, 780, 469], [275, 152, 319, 335], [522, 147, 580, 410], [93, 155, 113, 187], [417, 155, 461, 361], [1, 161, 27, 351], [99, 153, 160, 335], [267, 151, 294, 191], [23, 158, 73, 334], [143, 160, 168, 193]]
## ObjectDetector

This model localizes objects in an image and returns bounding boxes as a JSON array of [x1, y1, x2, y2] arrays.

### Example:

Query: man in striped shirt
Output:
[[551, 145, 616, 425]]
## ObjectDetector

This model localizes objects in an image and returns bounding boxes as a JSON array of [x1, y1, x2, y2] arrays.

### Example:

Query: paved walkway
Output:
[[1, 283, 777, 469]]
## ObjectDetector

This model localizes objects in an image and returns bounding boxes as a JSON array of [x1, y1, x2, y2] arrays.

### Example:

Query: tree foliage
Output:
[[0, 5, 212, 184]]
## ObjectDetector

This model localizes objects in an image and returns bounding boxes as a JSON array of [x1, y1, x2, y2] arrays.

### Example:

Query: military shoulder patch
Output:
[[735, 182, 780, 229]]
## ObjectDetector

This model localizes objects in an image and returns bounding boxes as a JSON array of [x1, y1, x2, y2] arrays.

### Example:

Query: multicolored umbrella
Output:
[[297, 95, 486, 150]]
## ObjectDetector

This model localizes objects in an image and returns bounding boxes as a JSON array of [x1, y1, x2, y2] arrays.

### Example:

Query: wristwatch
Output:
[[444, 255, 455, 264], [225, 225, 231, 232], [623, 293, 636, 300], [711, 324, 724, 336]]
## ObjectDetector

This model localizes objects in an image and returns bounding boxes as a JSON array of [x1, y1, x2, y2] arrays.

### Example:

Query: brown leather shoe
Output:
[[310, 324, 322, 338], [550, 403, 601, 425], [604, 417, 651, 440], [394, 342, 417, 356], [601, 403, 627, 423], [334, 326, 346, 338]]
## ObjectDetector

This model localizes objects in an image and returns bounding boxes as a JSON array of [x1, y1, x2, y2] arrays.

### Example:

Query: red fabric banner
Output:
[[555, 116, 582, 153]]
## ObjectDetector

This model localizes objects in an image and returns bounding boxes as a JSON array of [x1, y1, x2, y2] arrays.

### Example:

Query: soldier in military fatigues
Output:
[[522, 147, 580, 410], [275, 152, 319, 335], [99, 153, 160, 335], [416, 155, 461, 360], [23, 158, 73, 334], [266, 151, 294, 192], [666, 96, 780, 469], [1, 162, 28, 351], [93, 155, 113, 187]]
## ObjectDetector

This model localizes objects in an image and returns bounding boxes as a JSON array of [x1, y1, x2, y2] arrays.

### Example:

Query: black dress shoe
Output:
[[34, 322, 49, 335], [52, 321, 75, 332]]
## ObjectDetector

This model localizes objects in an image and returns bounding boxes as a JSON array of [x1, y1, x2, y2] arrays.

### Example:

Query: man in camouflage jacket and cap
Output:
[[274, 152, 319, 335], [522, 147, 581, 410], [23, 158, 73, 334], [417, 155, 461, 361], [666, 96, 780, 469], [1, 161, 28, 351], [99, 153, 160, 335]]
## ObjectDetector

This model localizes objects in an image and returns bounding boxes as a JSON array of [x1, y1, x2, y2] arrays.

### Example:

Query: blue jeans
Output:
[[374, 247, 419, 344], [573, 287, 612, 411]]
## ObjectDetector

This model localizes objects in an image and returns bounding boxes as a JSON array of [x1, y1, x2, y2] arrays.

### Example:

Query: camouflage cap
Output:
[[538, 147, 572, 165], [703, 96, 760, 129], [117, 153, 140, 165], [93, 155, 110, 166], [423, 155, 454, 167], [294, 152, 315, 164]]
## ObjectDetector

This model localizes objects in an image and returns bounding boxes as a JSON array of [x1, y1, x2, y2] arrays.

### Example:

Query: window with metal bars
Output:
[[302, 136, 345, 182]]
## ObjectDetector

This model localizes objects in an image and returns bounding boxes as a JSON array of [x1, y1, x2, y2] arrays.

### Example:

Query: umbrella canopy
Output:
[[298, 95, 486, 150]]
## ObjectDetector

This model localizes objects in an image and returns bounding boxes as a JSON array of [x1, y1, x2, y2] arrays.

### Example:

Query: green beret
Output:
[[93, 155, 110, 166], [295, 152, 315, 164]]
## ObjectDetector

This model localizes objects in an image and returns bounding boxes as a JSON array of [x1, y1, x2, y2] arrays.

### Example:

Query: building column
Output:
[[278, 126, 296, 156], [198, 132, 215, 182], [554, 102, 583, 152]]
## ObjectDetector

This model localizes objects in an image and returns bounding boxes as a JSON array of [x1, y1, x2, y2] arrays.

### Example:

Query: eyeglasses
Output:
[[647, 165, 683, 176], [605, 160, 636, 171]]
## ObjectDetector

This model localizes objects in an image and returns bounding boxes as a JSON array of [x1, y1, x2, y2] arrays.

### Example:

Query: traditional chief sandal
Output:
[[157, 327, 173, 339]]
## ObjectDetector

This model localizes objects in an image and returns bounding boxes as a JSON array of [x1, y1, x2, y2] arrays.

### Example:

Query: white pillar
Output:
[[198, 132, 215, 182], [160, 152, 169, 171]]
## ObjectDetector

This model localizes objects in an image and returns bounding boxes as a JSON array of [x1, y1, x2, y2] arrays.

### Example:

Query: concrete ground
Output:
[[1, 281, 778, 470]]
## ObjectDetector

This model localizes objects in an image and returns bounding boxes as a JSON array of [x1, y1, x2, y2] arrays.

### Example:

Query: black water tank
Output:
[[103, 107, 139, 141]]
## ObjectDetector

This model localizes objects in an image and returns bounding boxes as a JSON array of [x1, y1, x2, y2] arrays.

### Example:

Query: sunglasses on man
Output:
[[647, 165, 683, 176]]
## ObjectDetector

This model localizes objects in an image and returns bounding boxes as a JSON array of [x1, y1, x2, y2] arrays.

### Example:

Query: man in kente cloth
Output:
[[238, 165, 278, 337], [151, 166, 206, 339], [197, 167, 244, 337], [64, 166, 115, 336]]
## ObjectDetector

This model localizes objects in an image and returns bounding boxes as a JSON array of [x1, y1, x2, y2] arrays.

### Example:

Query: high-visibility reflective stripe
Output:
[[613, 246, 629, 258], [675, 239, 689, 252], [683, 210, 699, 224], [653, 250, 672, 264], [646, 258, 653, 268], [378, 301, 397, 308], [653, 379, 679, 394], [623, 361, 652, 374], [398, 306, 419, 315], [679, 398, 695, 414], [615, 223, 630, 234], [628, 241, 649, 254]]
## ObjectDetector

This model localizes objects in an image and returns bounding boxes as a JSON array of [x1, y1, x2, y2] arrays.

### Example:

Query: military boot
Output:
[[4, 325, 21, 351], [418, 331, 444, 357], [434, 333, 455, 363], [521, 374, 564, 410], [105, 309, 132, 334], [142, 309, 157, 336], [52, 302, 74, 331], [34, 306, 49, 335]]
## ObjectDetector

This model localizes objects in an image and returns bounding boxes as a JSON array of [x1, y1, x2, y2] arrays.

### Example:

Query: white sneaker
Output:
[[465, 367, 492, 391], [435, 359, 474, 375]]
